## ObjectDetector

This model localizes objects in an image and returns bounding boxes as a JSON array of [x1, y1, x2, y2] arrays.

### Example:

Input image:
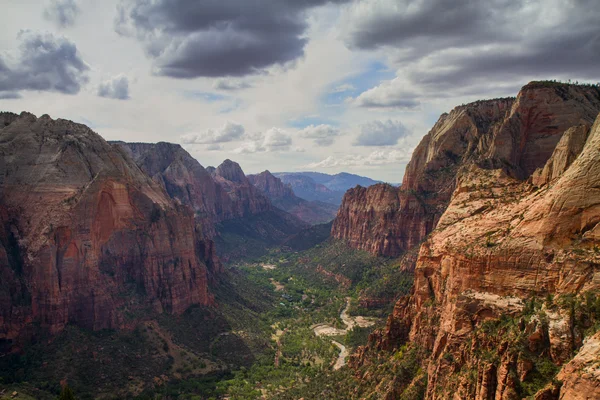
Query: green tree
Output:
[[58, 385, 77, 400]]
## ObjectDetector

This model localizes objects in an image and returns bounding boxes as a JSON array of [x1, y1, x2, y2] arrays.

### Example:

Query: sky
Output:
[[1, 0, 599, 182]]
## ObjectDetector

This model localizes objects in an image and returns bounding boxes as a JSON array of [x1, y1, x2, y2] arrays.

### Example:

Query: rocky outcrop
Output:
[[112, 145, 307, 259], [0, 113, 220, 351], [211, 159, 272, 217], [247, 170, 295, 200], [113, 141, 232, 238], [333, 82, 600, 258], [531, 124, 590, 186], [248, 171, 338, 224], [556, 331, 600, 400], [346, 83, 600, 399]]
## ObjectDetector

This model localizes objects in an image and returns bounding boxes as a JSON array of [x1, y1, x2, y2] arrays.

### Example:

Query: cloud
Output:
[[350, 78, 420, 109], [97, 75, 130, 100], [0, 31, 89, 97], [213, 78, 252, 91], [43, 0, 80, 28], [306, 148, 414, 168], [114, 0, 352, 78], [181, 121, 245, 144], [233, 127, 293, 153], [299, 124, 341, 146], [354, 120, 410, 146], [330, 83, 355, 93], [205, 144, 223, 151], [263, 127, 292, 151], [342, 0, 600, 101], [0, 92, 21, 99], [232, 141, 265, 154]]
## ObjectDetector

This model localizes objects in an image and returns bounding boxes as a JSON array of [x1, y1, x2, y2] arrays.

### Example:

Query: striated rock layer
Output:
[[333, 82, 600, 257], [347, 83, 600, 399], [0, 113, 220, 351]]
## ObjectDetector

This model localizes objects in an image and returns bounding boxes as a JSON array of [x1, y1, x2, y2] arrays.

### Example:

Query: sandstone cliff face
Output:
[[212, 159, 273, 217], [0, 113, 219, 351], [248, 170, 338, 225], [112, 145, 306, 259], [247, 170, 295, 200], [333, 83, 600, 258], [114, 142, 239, 238], [348, 86, 600, 400]]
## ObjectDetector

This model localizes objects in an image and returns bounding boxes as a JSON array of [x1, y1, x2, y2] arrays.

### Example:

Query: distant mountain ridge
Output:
[[247, 170, 338, 224], [111, 143, 307, 259], [272, 171, 383, 205]]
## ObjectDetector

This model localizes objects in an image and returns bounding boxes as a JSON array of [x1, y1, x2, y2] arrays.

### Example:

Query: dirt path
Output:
[[312, 297, 375, 370]]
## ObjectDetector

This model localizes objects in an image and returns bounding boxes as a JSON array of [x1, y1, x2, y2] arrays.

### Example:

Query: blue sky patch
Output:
[[183, 91, 228, 102], [322, 61, 396, 106]]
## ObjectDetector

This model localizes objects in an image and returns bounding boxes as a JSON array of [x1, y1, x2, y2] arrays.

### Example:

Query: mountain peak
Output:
[[215, 159, 247, 184]]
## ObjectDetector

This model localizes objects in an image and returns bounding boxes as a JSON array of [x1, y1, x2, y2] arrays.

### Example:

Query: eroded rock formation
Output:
[[345, 83, 600, 399], [333, 82, 600, 258], [0, 113, 220, 351]]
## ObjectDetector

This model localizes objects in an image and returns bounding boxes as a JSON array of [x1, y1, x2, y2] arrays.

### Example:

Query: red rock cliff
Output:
[[0, 113, 220, 351], [333, 83, 600, 258], [114, 142, 241, 238], [347, 84, 600, 399]]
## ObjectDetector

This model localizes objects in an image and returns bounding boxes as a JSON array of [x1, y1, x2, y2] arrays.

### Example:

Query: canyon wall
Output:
[[346, 83, 600, 399], [333, 83, 600, 258], [0, 113, 220, 351]]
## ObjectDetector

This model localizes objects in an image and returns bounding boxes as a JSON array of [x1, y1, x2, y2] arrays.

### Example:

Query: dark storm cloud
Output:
[[115, 0, 352, 78], [0, 31, 89, 97], [97, 75, 131, 100], [354, 120, 410, 147], [344, 0, 600, 104], [43, 0, 80, 28], [345, 0, 515, 52]]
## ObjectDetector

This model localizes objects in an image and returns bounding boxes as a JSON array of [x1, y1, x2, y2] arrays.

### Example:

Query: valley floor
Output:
[[0, 241, 412, 400]]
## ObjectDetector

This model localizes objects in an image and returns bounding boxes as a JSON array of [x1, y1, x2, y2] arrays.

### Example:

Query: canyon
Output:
[[341, 82, 600, 399], [248, 170, 338, 224], [1, 81, 599, 399]]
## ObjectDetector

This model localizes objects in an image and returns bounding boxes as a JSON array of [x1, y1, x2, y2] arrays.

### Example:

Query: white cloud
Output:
[[97, 74, 130, 100], [213, 78, 252, 91], [180, 121, 245, 144], [354, 120, 411, 146], [306, 148, 414, 168], [299, 124, 341, 146], [233, 127, 293, 153], [349, 78, 420, 109]]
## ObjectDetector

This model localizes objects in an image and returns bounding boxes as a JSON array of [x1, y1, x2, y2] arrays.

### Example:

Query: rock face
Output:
[[211, 159, 272, 217], [113, 142, 232, 238], [0, 113, 220, 351], [556, 331, 600, 400], [248, 171, 338, 224], [114, 144, 275, 235], [247, 170, 295, 200], [112, 144, 307, 259], [333, 82, 600, 257], [345, 83, 600, 399]]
